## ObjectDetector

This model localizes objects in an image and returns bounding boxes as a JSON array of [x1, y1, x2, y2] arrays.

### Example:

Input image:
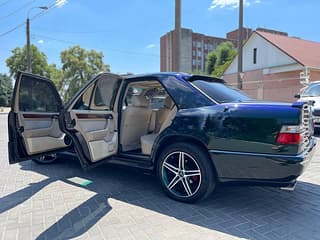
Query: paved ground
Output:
[[1, 113, 320, 240]]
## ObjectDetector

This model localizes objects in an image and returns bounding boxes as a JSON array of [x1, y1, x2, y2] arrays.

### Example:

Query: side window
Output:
[[161, 76, 212, 109], [72, 75, 121, 111], [123, 81, 169, 110], [19, 76, 60, 112], [124, 86, 144, 107], [72, 85, 94, 110], [91, 76, 120, 110]]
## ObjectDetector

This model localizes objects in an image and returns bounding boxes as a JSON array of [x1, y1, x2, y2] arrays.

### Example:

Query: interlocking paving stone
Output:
[[1, 114, 320, 239]]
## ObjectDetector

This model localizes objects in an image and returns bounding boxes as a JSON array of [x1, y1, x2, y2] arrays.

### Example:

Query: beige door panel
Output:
[[70, 110, 118, 162], [18, 112, 67, 155]]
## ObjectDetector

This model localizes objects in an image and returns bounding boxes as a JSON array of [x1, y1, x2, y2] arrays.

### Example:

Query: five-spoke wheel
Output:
[[162, 151, 202, 198], [157, 143, 216, 202]]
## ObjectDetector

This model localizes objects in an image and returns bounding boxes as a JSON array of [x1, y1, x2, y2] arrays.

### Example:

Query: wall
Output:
[[225, 33, 296, 74], [180, 29, 193, 73], [224, 69, 310, 102]]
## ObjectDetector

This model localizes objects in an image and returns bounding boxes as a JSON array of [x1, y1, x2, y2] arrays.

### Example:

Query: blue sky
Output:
[[0, 0, 319, 76]]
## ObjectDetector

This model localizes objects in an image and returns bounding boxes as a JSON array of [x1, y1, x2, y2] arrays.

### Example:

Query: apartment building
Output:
[[160, 28, 250, 73]]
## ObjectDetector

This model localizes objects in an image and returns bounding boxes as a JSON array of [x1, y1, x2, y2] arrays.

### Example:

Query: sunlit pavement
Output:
[[1, 113, 320, 240]]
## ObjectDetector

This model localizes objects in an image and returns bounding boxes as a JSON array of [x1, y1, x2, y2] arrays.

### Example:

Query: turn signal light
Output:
[[276, 133, 301, 145]]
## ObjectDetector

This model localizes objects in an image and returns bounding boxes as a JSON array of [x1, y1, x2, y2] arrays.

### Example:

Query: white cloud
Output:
[[146, 44, 156, 49], [37, 39, 44, 44], [209, 0, 260, 10], [55, 0, 68, 8]]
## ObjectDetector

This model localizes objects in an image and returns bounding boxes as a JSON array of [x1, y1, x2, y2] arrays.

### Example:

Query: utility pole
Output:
[[26, 6, 48, 73], [26, 17, 31, 73], [237, 0, 243, 89], [174, 0, 181, 72]]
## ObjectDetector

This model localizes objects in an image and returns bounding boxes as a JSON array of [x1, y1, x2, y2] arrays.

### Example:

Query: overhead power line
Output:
[[0, 0, 35, 21], [0, 0, 66, 38], [31, 33, 191, 61], [32, 33, 162, 59], [0, 22, 25, 37], [0, 0, 11, 7], [32, 28, 117, 34], [32, 33, 76, 44]]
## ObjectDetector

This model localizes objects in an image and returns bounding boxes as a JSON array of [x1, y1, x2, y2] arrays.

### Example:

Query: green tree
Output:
[[6, 45, 50, 79], [205, 41, 237, 78], [213, 41, 237, 77], [48, 64, 64, 94], [205, 51, 217, 75], [60, 45, 110, 101], [0, 74, 13, 106]]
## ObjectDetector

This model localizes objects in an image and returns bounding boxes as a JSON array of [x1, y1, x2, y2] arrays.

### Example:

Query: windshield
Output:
[[192, 80, 251, 103], [302, 83, 320, 97]]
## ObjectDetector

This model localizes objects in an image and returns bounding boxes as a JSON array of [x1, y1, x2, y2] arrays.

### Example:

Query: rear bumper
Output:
[[209, 137, 317, 185]]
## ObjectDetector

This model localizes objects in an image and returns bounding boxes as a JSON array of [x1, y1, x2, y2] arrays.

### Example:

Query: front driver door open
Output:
[[60, 73, 122, 168], [8, 72, 68, 164]]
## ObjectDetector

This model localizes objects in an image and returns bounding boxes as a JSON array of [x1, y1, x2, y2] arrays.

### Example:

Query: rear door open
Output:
[[8, 72, 68, 164]]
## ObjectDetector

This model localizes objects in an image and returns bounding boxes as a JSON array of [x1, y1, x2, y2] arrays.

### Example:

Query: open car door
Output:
[[60, 73, 122, 168], [8, 72, 69, 164]]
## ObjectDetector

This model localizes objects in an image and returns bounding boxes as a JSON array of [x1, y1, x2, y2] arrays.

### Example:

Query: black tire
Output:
[[157, 142, 216, 203], [32, 153, 58, 164]]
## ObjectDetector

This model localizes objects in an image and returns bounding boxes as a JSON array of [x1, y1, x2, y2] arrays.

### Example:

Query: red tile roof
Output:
[[256, 31, 320, 68]]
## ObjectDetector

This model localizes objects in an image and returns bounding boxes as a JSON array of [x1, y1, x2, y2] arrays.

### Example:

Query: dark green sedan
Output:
[[8, 72, 316, 202]]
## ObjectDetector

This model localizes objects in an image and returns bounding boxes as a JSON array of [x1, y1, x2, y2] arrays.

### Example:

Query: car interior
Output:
[[120, 81, 177, 155], [67, 75, 120, 162], [14, 76, 68, 156], [14, 74, 178, 165]]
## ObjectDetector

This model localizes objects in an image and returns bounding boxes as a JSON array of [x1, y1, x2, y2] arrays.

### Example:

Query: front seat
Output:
[[140, 96, 176, 155], [121, 95, 153, 151]]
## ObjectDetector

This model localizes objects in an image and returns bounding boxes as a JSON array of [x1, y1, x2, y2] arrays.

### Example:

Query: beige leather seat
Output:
[[121, 95, 153, 151], [141, 97, 176, 155]]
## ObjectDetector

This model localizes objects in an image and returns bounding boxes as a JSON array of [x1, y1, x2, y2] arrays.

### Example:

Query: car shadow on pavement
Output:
[[2, 154, 320, 240]]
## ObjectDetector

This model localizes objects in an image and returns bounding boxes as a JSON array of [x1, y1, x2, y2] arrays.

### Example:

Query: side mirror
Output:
[[294, 93, 300, 99]]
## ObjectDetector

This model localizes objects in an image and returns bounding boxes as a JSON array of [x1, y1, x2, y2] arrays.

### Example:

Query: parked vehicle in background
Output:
[[8, 72, 316, 202], [295, 81, 320, 129]]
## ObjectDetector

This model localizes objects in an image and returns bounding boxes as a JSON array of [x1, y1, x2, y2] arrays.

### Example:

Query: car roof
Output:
[[122, 72, 190, 79], [120, 72, 225, 83]]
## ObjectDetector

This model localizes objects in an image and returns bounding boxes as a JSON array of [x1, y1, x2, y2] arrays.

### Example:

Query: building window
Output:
[[204, 44, 208, 50], [197, 41, 201, 48], [192, 41, 196, 47], [197, 51, 202, 57], [192, 50, 195, 56], [192, 59, 196, 66], [253, 48, 257, 64]]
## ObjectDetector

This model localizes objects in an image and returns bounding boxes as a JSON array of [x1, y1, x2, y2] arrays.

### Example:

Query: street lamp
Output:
[[26, 6, 48, 73]]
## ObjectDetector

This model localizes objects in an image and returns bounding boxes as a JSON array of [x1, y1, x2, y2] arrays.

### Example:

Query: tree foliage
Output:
[[6, 45, 50, 79], [60, 45, 110, 101], [0, 74, 13, 106], [5, 44, 111, 102], [205, 41, 237, 77], [48, 64, 64, 94], [205, 51, 217, 75]]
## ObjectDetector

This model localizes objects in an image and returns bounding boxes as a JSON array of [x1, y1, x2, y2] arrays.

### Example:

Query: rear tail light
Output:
[[276, 126, 301, 145]]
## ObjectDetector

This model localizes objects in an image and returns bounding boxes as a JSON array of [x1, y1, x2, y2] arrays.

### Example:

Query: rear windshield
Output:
[[192, 80, 251, 103]]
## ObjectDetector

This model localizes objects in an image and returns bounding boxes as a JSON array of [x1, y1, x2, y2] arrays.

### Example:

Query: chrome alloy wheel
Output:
[[161, 151, 202, 198]]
